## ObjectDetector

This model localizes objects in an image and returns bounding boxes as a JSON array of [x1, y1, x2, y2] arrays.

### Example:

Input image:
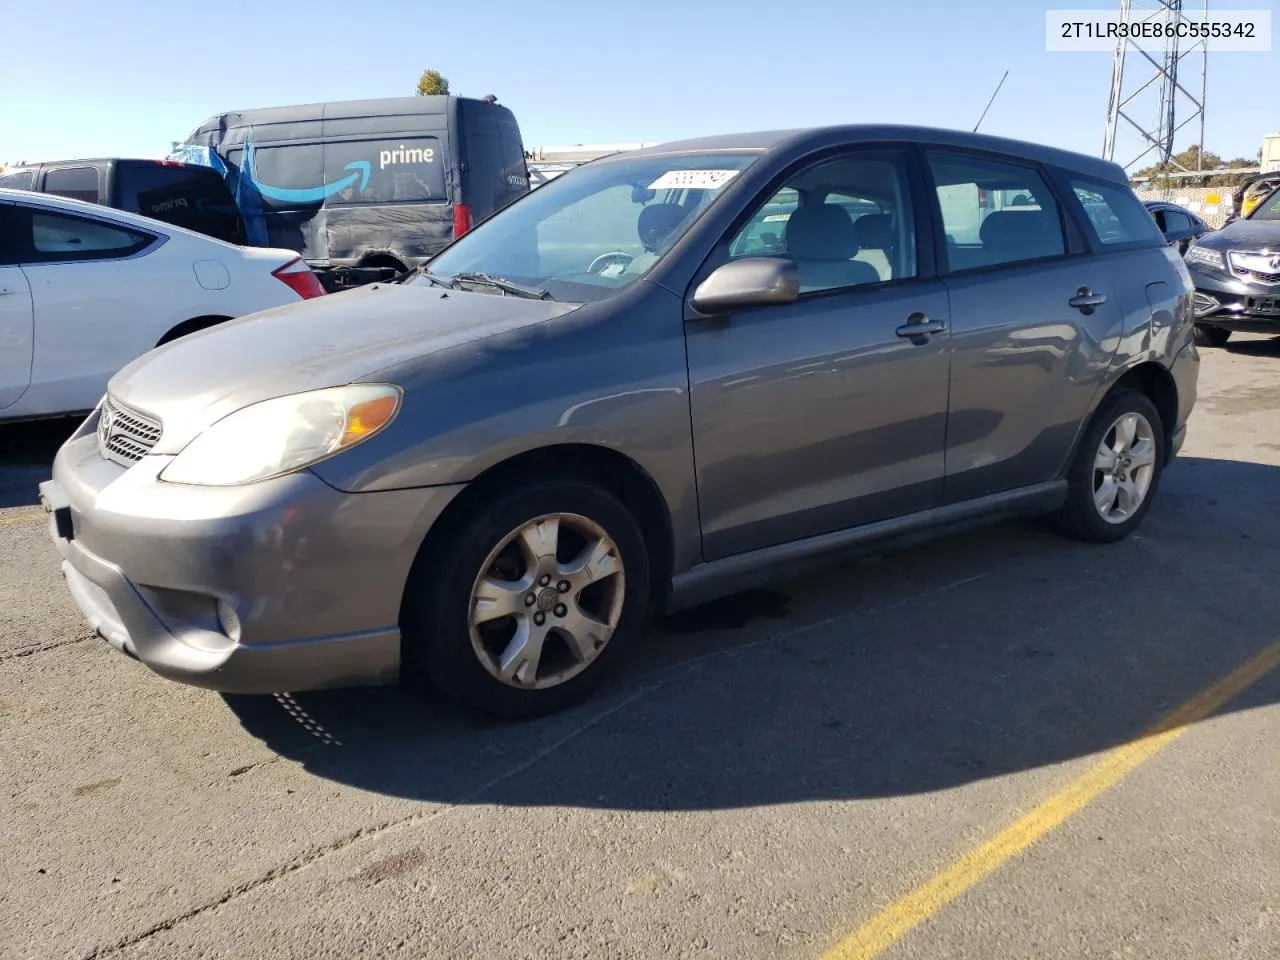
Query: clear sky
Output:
[[1, 0, 1273, 169]]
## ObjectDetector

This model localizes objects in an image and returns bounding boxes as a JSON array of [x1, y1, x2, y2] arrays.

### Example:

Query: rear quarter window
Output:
[[0, 169, 37, 191], [1070, 180, 1163, 247], [42, 166, 102, 204]]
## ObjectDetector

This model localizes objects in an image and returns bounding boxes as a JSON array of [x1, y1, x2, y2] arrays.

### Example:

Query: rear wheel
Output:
[[1193, 324, 1231, 348], [401, 480, 650, 720], [1054, 389, 1165, 543]]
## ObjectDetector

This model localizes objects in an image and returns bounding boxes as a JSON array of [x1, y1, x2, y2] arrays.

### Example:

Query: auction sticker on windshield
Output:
[[648, 169, 741, 190]]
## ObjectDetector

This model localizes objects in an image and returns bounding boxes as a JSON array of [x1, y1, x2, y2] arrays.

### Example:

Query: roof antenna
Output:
[[973, 70, 1009, 133]]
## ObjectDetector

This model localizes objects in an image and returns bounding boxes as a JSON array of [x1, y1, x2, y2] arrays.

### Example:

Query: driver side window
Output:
[[727, 150, 917, 294]]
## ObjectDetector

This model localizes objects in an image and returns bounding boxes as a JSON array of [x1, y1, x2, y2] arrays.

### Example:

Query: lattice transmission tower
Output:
[[1102, 0, 1209, 173]]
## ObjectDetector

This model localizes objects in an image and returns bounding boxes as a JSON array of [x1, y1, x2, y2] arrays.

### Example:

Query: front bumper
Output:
[[1188, 266, 1280, 331], [40, 417, 463, 694]]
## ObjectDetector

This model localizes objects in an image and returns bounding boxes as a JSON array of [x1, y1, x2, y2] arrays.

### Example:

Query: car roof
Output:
[[624, 124, 1128, 184], [0, 186, 242, 249]]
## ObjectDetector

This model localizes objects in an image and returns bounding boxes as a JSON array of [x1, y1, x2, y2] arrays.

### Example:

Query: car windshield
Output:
[[1248, 186, 1280, 221], [418, 151, 761, 302]]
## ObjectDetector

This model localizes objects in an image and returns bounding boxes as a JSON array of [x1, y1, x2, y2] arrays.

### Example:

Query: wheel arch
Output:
[[402, 443, 676, 618], [156, 315, 233, 347], [1064, 360, 1180, 476]]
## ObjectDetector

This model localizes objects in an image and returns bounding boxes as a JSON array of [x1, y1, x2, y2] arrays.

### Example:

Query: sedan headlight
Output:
[[160, 384, 402, 486], [1184, 245, 1225, 270]]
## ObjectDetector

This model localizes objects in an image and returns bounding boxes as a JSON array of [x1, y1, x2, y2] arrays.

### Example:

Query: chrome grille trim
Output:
[[97, 395, 162, 466]]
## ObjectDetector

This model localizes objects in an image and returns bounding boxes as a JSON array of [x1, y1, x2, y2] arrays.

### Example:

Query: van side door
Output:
[[925, 150, 1126, 503]]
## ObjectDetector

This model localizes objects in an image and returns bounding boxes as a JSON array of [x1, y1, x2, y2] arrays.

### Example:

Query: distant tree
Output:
[[1134, 145, 1257, 189], [416, 69, 450, 97]]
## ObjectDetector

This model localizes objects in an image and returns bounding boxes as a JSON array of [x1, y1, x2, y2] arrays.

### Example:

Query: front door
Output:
[[685, 147, 952, 561]]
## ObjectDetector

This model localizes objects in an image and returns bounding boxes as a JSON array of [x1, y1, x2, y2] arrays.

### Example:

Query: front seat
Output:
[[621, 202, 689, 275], [784, 204, 881, 290]]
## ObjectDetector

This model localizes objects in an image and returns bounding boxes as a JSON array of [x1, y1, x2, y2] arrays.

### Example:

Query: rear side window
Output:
[[25, 209, 154, 262], [43, 166, 101, 204], [0, 169, 37, 191], [927, 152, 1065, 272], [116, 163, 246, 244], [1071, 180, 1163, 246], [325, 138, 446, 204]]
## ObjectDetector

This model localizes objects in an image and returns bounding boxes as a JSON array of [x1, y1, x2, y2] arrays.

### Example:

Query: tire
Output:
[[1053, 388, 1165, 543], [1193, 324, 1230, 348], [401, 480, 651, 720]]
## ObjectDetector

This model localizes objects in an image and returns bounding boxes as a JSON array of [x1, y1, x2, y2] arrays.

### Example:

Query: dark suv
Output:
[[1184, 184, 1280, 347], [0, 158, 247, 245], [42, 125, 1200, 719]]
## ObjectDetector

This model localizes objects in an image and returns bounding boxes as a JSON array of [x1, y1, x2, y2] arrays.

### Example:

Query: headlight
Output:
[[1184, 245, 1225, 270], [160, 384, 402, 486]]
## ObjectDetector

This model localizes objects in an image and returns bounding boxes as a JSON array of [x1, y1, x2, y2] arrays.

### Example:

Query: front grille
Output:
[[1227, 251, 1280, 286], [97, 395, 162, 466], [1242, 269, 1280, 285]]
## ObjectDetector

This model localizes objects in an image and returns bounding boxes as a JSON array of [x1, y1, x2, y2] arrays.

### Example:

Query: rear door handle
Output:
[[895, 313, 947, 340], [1068, 289, 1108, 313]]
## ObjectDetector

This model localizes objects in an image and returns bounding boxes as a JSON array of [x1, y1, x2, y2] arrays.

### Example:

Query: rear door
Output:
[[925, 149, 1127, 503], [0, 202, 34, 412]]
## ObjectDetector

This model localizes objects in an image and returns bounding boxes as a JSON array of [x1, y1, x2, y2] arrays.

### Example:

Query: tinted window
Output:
[[927, 153, 1065, 271], [226, 144, 324, 212], [1071, 180, 1163, 246], [325, 138, 446, 204], [729, 150, 917, 292], [43, 166, 101, 204], [116, 163, 245, 244], [26, 209, 153, 262], [0, 169, 37, 191]]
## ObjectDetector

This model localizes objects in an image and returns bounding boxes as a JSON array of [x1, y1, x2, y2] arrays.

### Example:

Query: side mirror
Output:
[[691, 257, 800, 314]]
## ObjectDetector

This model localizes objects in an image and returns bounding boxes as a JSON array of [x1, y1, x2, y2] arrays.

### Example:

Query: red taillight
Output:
[[272, 258, 325, 299], [452, 203, 473, 239]]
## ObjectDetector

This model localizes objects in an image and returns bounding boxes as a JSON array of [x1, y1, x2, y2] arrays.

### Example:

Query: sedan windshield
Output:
[[419, 151, 761, 303]]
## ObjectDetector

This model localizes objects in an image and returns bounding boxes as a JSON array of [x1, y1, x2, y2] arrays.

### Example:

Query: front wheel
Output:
[[1053, 389, 1165, 543], [1193, 324, 1231, 348], [401, 480, 651, 720]]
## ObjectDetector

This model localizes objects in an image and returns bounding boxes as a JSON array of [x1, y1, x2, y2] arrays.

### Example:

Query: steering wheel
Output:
[[587, 251, 635, 274]]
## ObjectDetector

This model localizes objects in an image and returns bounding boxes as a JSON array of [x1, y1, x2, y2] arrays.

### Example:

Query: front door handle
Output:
[[1068, 288, 1108, 314], [895, 313, 947, 340]]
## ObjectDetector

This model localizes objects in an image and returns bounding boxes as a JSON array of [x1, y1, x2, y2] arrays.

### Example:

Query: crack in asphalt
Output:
[[0, 634, 95, 663]]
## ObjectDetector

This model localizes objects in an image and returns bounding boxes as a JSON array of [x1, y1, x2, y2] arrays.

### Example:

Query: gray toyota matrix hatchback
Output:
[[40, 125, 1200, 719]]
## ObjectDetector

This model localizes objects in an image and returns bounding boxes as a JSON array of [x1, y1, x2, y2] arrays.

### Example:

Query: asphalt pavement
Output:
[[1, 337, 1277, 960]]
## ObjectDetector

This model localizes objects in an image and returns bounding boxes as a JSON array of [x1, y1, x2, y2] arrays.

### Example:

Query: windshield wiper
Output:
[[397, 265, 457, 288], [452, 271, 554, 300]]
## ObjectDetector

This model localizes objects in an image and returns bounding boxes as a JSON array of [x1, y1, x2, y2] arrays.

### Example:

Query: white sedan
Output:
[[0, 187, 324, 421]]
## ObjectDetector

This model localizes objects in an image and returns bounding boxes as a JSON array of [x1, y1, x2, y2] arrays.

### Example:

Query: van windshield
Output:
[[420, 151, 760, 303]]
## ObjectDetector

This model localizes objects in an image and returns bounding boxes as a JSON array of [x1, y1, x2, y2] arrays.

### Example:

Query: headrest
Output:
[[979, 210, 1055, 252], [853, 213, 895, 250], [637, 203, 688, 253], [785, 204, 859, 260]]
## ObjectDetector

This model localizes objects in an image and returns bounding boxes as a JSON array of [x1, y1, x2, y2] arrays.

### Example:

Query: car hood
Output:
[[1194, 219, 1280, 251], [108, 281, 579, 454]]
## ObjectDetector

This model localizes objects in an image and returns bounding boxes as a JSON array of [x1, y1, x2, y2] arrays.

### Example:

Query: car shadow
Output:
[[1224, 334, 1280, 358], [0, 417, 80, 508], [222, 454, 1280, 811]]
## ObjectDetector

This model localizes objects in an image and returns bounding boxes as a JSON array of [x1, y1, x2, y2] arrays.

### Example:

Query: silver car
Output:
[[40, 125, 1200, 719]]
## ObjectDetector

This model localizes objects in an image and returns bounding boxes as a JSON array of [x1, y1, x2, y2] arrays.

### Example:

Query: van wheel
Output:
[[1193, 324, 1230, 347], [1054, 389, 1165, 543], [401, 480, 650, 720]]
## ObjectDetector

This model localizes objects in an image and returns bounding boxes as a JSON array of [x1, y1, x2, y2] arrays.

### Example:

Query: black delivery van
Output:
[[172, 95, 530, 289], [0, 158, 248, 245]]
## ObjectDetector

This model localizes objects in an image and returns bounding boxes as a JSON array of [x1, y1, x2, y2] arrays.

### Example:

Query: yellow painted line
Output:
[[0, 509, 45, 527], [820, 637, 1280, 960]]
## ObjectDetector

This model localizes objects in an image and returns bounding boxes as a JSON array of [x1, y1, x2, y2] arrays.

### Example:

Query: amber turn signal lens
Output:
[[341, 394, 399, 446]]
